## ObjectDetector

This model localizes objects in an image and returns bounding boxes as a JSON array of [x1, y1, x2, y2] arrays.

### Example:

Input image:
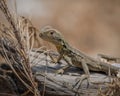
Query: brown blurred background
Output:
[[1, 0, 120, 57]]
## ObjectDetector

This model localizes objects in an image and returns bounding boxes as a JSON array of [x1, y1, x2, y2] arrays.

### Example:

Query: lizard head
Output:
[[39, 26, 64, 45]]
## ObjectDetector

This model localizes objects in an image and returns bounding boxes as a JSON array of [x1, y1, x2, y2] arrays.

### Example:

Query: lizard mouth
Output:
[[39, 33, 48, 41]]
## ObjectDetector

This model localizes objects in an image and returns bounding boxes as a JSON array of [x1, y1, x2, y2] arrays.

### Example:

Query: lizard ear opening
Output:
[[63, 44, 67, 48]]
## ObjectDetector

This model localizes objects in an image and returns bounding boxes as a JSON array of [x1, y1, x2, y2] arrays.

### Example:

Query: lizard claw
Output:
[[50, 60, 57, 64], [50, 60, 62, 65], [55, 69, 65, 75]]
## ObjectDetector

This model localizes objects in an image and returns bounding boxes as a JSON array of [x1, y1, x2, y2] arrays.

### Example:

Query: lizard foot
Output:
[[54, 65, 70, 75], [73, 74, 90, 95], [50, 59, 57, 64], [50, 60, 62, 65], [55, 68, 65, 75]]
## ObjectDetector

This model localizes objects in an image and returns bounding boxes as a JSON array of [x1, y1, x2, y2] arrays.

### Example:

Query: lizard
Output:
[[39, 26, 120, 89]]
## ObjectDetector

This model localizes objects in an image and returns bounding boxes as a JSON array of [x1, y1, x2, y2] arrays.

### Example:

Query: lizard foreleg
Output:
[[55, 56, 72, 74]]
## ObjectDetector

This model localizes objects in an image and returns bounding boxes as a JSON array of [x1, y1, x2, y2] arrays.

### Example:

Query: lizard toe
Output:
[[55, 69, 65, 74]]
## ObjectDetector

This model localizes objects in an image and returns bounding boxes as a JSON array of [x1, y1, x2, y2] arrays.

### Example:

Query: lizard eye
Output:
[[49, 31, 54, 35]]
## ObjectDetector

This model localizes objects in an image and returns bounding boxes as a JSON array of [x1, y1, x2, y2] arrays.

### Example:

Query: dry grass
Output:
[[98, 77, 120, 96], [0, 0, 40, 95]]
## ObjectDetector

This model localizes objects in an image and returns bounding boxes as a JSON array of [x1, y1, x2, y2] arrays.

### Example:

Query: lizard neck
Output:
[[55, 39, 72, 53]]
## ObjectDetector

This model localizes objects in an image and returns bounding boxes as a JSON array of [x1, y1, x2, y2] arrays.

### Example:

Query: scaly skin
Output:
[[39, 26, 120, 75]]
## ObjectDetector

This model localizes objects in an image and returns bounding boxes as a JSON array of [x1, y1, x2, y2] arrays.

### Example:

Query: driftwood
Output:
[[31, 50, 120, 96], [0, 49, 120, 96]]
